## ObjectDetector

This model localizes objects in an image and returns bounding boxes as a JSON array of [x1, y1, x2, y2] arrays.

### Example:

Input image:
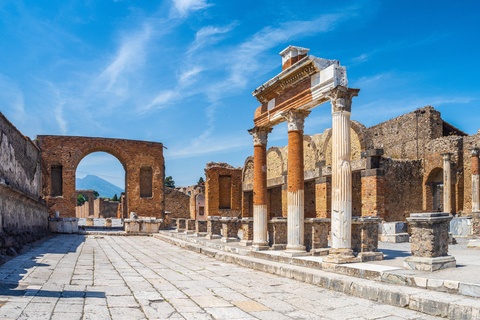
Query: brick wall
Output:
[[165, 187, 190, 218], [37, 135, 165, 218], [205, 162, 242, 217]]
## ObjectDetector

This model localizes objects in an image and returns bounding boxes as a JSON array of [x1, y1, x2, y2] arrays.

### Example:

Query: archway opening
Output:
[[75, 152, 126, 227], [425, 167, 444, 212]]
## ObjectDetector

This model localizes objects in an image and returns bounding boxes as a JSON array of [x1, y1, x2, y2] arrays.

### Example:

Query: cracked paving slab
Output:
[[0, 235, 443, 319]]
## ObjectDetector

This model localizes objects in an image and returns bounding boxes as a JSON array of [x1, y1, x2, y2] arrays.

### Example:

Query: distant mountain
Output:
[[76, 175, 124, 199]]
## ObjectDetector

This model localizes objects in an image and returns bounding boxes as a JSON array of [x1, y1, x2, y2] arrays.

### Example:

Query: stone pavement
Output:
[[0, 235, 442, 320]]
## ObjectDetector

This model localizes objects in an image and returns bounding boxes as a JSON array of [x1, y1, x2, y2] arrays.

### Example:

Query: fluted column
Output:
[[249, 126, 272, 251], [283, 110, 310, 254], [441, 153, 453, 214], [324, 86, 360, 263], [471, 148, 480, 213]]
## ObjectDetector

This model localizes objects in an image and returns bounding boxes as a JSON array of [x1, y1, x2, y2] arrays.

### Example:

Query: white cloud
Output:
[[171, 0, 212, 18], [93, 24, 152, 96], [188, 22, 237, 54], [178, 66, 204, 85]]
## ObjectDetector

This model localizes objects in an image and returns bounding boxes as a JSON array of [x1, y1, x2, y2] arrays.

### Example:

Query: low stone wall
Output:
[[165, 188, 190, 219]]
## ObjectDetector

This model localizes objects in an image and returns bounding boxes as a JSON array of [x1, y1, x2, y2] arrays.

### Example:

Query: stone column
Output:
[[471, 148, 480, 213], [441, 153, 453, 214], [324, 86, 360, 264], [470, 148, 480, 243], [283, 110, 310, 255], [248, 126, 272, 250]]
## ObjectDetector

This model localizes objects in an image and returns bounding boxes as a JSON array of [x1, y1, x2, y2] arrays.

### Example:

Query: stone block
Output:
[[124, 218, 162, 234], [221, 217, 240, 242], [404, 256, 456, 272], [206, 216, 222, 239], [239, 218, 253, 246], [176, 218, 186, 232], [49, 218, 79, 234], [449, 216, 472, 237], [405, 212, 455, 271], [184, 219, 195, 234], [304, 218, 329, 251], [352, 216, 382, 256], [194, 220, 207, 237], [379, 221, 409, 243], [267, 218, 287, 250], [105, 218, 112, 227]]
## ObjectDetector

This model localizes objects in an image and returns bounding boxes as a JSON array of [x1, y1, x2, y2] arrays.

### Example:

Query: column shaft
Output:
[[331, 109, 352, 249], [253, 143, 268, 248], [442, 153, 452, 214], [472, 151, 480, 212], [287, 129, 305, 252]]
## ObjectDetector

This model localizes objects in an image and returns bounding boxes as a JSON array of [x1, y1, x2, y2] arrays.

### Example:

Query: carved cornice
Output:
[[248, 127, 273, 146], [254, 60, 318, 104], [281, 110, 310, 132], [326, 86, 360, 113]]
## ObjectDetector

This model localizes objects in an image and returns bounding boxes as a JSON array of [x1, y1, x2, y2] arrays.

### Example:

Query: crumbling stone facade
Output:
[[0, 112, 49, 259], [37, 135, 165, 218], [242, 105, 479, 222]]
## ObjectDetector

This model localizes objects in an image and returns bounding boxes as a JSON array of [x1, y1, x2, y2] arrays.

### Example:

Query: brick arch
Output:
[[267, 147, 284, 179], [242, 156, 254, 186], [72, 144, 129, 171], [37, 135, 164, 218], [321, 120, 370, 159]]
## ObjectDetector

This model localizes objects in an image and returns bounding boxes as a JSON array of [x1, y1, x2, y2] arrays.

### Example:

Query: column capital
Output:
[[470, 148, 480, 156], [248, 126, 272, 146], [441, 152, 453, 161], [326, 86, 360, 113], [281, 110, 310, 132]]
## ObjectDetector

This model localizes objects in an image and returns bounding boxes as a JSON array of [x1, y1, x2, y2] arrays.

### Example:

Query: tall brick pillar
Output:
[[282, 110, 310, 254], [248, 126, 272, 251], [324, 86, 360, 264], [441, 153, 453, 215], [361, 149, 385, 218]]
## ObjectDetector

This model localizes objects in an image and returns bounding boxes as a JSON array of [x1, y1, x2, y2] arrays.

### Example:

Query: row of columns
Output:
[[249, 86, 359, 260]]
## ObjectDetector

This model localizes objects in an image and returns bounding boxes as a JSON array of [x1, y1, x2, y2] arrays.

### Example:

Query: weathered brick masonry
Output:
[[205, 162, 242, 217], [37, 135, 165, 218]]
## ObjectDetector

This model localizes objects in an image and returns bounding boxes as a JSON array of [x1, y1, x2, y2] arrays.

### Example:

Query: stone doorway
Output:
[[433, 182, 444, 212]]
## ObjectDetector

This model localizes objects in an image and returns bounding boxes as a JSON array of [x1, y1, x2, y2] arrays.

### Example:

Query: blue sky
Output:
[[1, 0, 479, 188]]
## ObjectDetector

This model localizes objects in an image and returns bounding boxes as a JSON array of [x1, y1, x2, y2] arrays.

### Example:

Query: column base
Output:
[[239, 240, 253, 246], [358, 251, 384, 262], [282, 250, 310, 257], [193, 232, 207, 237], [323, 248, 361, 264], [205, 234, 221, 240], [403, 255, 456, 272], [467, 239, 480, 249], [270, 244, 287, 251], [221, 237, 240, 243], [311, 248, 330, 256], [184, 230, 195, 235], [251, 244, 270, 251], [285, 245, 306, 255]]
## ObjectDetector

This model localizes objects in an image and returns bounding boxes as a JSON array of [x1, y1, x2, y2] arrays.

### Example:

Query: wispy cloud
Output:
[[171, 0, 212, 18], [188, 22, 237, 54], [93, 24, 152, 97]]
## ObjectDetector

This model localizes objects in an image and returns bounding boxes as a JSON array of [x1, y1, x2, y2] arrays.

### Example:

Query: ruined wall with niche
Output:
[[205, 162, 242, 217], [0, 112, 49, 259]]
